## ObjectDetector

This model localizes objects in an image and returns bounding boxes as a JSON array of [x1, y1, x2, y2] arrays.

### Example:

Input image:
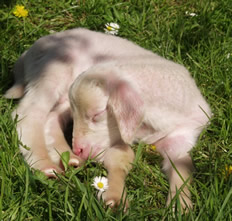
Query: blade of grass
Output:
[[215, 187, 232, 221]]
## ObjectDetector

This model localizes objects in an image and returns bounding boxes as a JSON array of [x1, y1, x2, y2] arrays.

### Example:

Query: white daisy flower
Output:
[[92, 176, 109, 192], [185, 11, 197, 17], [104, 23, 120, 35]]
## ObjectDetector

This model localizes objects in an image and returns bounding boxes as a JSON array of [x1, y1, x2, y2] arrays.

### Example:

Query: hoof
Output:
[[41, 166, 63, 178], [69, 158, 80, 167], [101, 189, 129, 211], [43, 168, 58, 178], [69, 155, 84, 168], [167, 191, 193, 213]]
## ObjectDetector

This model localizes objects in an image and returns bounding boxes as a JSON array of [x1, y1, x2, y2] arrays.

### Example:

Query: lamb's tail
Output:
[[4, 51, 27, 99]]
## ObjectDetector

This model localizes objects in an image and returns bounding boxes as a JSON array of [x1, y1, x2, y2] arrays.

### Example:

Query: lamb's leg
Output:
[[4, 84, 25, 99], [45, 101, 84, 168], [163, 154, 193, 211], [14, 64, 72, 177], [15, 98, 61, 177], [155, 128, 198, 211], [102, 144, 134, 210]]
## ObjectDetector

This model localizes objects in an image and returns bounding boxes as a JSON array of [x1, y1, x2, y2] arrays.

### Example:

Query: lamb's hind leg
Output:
[[164, 154, 193, 211], [155, 127, 200, 211], [14, 64, 72, 177], [15, 92, 61, 177]]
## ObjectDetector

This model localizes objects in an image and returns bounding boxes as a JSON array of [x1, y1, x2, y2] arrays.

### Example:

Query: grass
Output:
[[0, 0, 232, 220]]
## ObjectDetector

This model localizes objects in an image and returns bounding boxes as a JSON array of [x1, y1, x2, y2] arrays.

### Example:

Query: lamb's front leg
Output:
[[102, 144, 134, 209], [44, 101, 84, 168]]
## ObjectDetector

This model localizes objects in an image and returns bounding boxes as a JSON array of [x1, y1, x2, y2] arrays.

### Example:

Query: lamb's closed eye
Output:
[[92, 109, 107, 122]]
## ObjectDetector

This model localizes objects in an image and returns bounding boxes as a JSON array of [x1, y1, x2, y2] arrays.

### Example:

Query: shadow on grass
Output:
[[1, 0, 17, 7]]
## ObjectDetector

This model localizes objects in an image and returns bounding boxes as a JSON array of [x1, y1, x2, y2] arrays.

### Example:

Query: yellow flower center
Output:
[[150, 145, 156, 151], [106, 26, 113, 31], [97, 182, 104, 189]]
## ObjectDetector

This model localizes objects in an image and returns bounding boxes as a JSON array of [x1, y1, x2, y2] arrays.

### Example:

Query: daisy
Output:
[[13, 5, 29, 18], [185, 11, 197, 17], [92, 176, 109, 192], [104, 23, 120, 35]]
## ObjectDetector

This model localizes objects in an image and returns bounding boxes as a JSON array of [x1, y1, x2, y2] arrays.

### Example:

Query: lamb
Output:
[[5, 28, 211, 210]]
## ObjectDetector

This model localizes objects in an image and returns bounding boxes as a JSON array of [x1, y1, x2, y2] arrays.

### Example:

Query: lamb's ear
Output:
[[108, 80, 144, 144]]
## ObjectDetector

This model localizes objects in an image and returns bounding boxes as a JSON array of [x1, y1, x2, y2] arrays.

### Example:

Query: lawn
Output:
[[0, 0, 232, 220]]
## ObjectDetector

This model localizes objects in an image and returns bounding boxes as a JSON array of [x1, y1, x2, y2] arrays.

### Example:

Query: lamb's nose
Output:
[[72, 138, 83, 156], [73, 147, 83, 156]]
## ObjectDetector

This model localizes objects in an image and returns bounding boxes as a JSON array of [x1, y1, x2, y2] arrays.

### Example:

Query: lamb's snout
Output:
[[72, 140, 86, 158], [73, 145, 90, 160], [72, 139, 102, 160], [73, 146, 83, 156]]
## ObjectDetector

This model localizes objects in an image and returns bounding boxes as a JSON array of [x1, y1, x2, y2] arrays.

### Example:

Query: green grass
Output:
[[0, 0, 232, 220]]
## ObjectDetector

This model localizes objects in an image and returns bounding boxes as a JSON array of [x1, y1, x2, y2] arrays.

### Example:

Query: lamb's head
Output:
[[69, 66, 144, 160]]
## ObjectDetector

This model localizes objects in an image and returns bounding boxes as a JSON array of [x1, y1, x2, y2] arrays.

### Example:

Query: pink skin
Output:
[[72, 140, 102, 160]]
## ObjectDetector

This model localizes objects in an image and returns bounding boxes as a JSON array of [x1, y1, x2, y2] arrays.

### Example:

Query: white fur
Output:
[[5, 28, 211, 209]]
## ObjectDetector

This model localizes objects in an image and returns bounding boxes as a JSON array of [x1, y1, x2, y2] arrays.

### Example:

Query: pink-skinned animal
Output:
[[5, 28, 211, 210]]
